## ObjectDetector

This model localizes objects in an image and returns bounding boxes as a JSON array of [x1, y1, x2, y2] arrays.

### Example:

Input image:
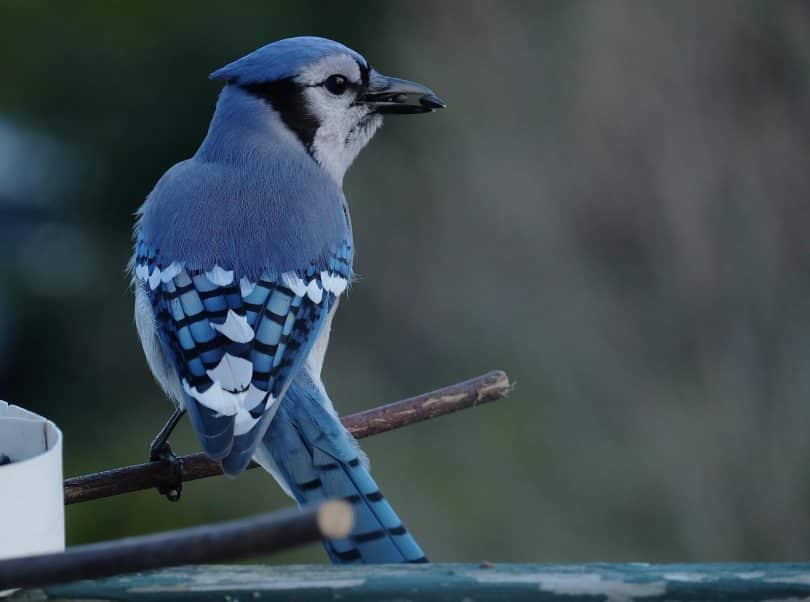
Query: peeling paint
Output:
[[19, 563, 810, 602], [537, 574, 666, 602], [126, 568, 364, 593], [736, 571, 768, 579], [129, 579, 365, 593], [470, 570, 666, 601], [662, 572, 709, 582], [765, 575, 810, 586]]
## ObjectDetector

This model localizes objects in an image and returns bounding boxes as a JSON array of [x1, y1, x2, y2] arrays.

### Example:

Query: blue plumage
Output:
[[136, 86, 352, 280], [132, 36, 443, 563], [210, 37, 367, 85], [256, 371, 427, 563], [138, 248, 346, 472]]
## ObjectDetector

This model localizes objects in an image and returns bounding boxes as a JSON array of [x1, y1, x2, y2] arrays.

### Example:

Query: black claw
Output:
[[150, 441, 184, 502]]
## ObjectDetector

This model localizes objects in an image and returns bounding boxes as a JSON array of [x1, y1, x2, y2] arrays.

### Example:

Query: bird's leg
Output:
[[149, 407, 186, 502]]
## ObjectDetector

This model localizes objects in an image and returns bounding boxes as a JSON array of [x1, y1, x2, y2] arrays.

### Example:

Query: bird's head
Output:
[[210, 36, 445, 183]]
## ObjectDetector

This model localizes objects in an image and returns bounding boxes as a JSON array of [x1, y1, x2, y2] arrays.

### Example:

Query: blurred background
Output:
[[2, 0, 810, 563]]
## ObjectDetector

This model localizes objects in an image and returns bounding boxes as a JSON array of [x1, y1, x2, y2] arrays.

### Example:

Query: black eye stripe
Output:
[[239, 79, 318, 152], [357, 60, 370, 87]]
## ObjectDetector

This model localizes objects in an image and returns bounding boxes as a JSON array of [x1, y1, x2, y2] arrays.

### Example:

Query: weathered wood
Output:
[[63, 371, 510, 505], [11, 563, 810, 601], [0, 502, 352, 591]]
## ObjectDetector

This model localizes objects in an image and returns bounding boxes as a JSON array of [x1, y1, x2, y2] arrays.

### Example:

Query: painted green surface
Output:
[[11, 563, 810, 602]]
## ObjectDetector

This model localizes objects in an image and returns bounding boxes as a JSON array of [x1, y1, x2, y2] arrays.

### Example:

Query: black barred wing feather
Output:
[[134, 248, 350, 476]]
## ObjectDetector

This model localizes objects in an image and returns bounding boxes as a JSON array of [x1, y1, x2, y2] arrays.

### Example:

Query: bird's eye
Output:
[[324, 74, 349, 95]]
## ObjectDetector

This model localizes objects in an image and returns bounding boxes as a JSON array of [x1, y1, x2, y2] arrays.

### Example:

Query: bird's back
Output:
[[137, 144, 351, 281], [133, 101, 354, 474]]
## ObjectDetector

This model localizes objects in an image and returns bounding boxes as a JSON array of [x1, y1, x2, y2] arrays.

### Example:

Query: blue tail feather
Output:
[[186, 402, 233, 460], [255, 372, 427, 564]]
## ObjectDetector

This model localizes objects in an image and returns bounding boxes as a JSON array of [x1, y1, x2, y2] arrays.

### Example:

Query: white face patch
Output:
[[304, 87, 383, 184], [293, 53, 383, 184], [294, 54, 362, 86]]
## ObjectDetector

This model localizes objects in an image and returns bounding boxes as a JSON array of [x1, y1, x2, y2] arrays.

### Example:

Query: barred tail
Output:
[[254, 377, 427, 563]]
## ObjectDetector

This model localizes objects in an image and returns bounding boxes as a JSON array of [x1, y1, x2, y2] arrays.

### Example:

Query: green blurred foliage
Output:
[[2, 0, 810, 563]]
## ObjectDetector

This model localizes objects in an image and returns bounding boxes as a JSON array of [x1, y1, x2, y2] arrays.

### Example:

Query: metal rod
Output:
[[0, 500, 353, 591], [64, 370, 511, 505]]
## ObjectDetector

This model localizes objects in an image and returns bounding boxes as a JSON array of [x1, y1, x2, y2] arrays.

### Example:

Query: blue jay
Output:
[[131, 37, 444, 564]]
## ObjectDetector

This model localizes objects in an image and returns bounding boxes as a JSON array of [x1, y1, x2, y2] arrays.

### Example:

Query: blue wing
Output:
[[133, 237, 352, 476]]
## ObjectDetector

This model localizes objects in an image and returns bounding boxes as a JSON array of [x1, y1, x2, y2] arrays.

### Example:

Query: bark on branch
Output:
[[64, 370, 511, 505]]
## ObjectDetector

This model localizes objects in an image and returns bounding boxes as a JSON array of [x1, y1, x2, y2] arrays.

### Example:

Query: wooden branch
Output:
[[64, 370, 511, 505], [0, 501, 352, 590]]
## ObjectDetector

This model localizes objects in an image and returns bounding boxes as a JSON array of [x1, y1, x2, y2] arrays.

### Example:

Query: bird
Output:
[[130, 36, 444, 564]]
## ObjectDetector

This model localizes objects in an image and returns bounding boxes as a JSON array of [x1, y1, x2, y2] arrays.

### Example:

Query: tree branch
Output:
[[64, 370, 511, 505]]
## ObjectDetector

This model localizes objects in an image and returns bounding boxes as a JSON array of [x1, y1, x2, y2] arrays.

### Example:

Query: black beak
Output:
[[357, 71, 446, 114]]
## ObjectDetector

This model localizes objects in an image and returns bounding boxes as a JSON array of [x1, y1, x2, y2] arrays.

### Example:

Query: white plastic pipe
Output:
[[0, 401, 64, 578]]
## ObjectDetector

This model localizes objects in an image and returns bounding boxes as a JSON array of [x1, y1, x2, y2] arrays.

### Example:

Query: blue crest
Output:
[[209, 36, 368, 85]]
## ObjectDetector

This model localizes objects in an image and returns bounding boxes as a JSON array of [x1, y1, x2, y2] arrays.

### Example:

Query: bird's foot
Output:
[[149, 441, 183, 502]]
